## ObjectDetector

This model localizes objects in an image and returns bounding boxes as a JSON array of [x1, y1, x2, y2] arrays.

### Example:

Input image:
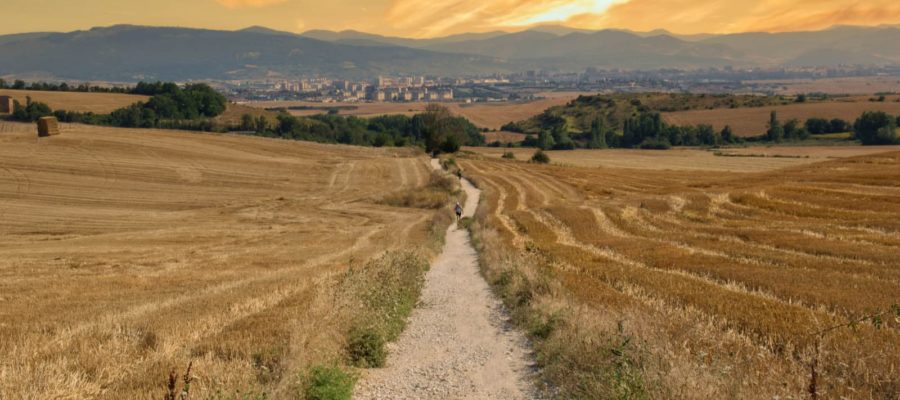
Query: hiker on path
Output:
[[455, 202, 463, 222]]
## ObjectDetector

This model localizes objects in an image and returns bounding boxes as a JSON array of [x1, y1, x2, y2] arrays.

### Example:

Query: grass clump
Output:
[[304, 366, 356, 400], [378, 171, 458, 209], [347, 327, 386, 368], [501, 151, 516, 160]]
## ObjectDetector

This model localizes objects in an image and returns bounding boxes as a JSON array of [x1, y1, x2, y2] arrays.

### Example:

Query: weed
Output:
[[303, 366, 356, 400], [347, 328, 386, 368]]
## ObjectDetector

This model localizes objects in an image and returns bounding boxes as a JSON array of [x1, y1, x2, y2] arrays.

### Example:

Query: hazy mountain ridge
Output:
[[2, 24, 900, 81], [0, 25, 509, 81]]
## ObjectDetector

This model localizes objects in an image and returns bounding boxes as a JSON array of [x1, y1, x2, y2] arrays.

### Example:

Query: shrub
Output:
[[347, 328, 386, 368], [501, 152, 516, 160], [638, 138, 671, 150], [304, 366, 356, 400], [531, 150, 550, 164]]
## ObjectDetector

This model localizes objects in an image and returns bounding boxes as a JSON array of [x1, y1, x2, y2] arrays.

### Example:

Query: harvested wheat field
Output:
[[0, 89, 148, 113], [747, 76, 900, 95], [459, 148, 900, 399], [467, 145, 900, 172], [0, 121, 445, 399], [662, 100, 900, 137]]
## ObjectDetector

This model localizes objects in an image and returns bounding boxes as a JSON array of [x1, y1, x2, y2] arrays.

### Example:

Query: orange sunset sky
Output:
[[3, 0, 900, 37]]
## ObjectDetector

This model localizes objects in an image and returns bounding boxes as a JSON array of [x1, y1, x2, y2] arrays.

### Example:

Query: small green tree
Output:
[[767, 111, 784, 142], [537, 130, 555, 150], [255, 115, 268, 133], [854, 111, 899, 145], [240, 114, 254, 131], [720, 125, 735, 143], [588, 118, 608, 149]]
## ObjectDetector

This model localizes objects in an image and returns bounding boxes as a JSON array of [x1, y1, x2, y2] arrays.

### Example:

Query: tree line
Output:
[[0, 79, 135, 93], [511, 110, 899, 150], [8, 83, 227, 130], [5, 83, 485, 153], [238, 104, 485, 153]]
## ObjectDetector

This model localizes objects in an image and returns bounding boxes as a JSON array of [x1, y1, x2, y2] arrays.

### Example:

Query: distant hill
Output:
[[420, 30, 745, 69], [3, 24, 900, 81], [0, 25, 508, 81]]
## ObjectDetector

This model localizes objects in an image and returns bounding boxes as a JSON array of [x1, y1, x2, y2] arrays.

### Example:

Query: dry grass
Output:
[[461, 147, 900, 399], [0, 89, 148, 113], [0, 121, 444, 399], [662, 100, 900, 137], [466, 146, 900, 173]]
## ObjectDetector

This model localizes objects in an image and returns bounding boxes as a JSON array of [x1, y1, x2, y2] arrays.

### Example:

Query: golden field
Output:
[[0, 89, 149, 113], [746, 76, 900, 95], [467, 145, 900, 172], [459, 148, 900, 399], [661, 99, 900, 137], [0, 121, 445, 399]]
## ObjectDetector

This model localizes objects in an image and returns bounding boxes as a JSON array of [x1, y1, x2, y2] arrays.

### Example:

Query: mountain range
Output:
[[1, 24, 900, 81]]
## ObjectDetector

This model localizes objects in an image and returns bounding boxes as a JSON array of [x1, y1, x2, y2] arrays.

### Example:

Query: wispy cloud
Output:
[[384, 0, 900, 37], [216, 0, 287, 9]]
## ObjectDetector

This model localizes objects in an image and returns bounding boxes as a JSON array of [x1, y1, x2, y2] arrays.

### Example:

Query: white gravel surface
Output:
[[354, 161, 536, 400]]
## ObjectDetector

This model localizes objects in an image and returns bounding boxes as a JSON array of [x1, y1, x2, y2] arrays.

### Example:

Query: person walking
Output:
[[454, 201, 463, 222]]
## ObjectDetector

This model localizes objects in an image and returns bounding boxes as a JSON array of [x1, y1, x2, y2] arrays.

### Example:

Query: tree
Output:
[[720, 125, 736, 143], [767, 111, 784, 142], [536, 130, 555, 150], [587, 118, 607, 149], [805, 118, 829, 135], [697, 124, 719, 146], [240, 114, 255, 131], [551, 124, 575, 150], [854, 111, 899, 145], [255, 115, 268, 133]]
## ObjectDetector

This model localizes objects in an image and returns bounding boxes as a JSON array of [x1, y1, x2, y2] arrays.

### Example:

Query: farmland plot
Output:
[[460, 150, 900, 399], [0, 122, 442, 399]]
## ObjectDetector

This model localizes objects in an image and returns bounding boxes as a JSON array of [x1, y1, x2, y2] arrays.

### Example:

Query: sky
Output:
[[3, 0, 900, 37]]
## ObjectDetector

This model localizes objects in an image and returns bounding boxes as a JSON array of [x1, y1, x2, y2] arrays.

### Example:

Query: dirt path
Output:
[[354, 160, 536, 400]]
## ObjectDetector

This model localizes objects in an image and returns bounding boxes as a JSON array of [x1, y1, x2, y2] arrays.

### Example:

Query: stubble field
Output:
[[460, 148, 900, 398], [0, 121, 441, 399], [467, 145, 900, 172]]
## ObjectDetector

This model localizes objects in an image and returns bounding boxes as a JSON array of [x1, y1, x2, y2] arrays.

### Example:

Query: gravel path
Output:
[[354, 161, 536, 400]]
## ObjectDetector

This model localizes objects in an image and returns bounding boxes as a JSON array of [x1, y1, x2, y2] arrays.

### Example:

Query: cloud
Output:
[[566, 0, 900, 34], [384, 0, 900, 37], [216, 0, 287, 9]]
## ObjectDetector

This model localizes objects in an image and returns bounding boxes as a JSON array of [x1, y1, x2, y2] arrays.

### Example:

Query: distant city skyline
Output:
[[3, 0, 900, 37]]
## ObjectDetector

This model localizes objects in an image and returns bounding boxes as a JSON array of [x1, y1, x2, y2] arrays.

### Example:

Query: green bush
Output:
[[347, 328, 386, 368], [531, 150, 550, 164], [304, 366, 356, 400], [501, 151, 516, 160]]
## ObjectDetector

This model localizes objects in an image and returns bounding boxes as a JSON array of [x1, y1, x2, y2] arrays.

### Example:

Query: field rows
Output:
[[0, 122, 435, 399], [460, 152, 900, 398]]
